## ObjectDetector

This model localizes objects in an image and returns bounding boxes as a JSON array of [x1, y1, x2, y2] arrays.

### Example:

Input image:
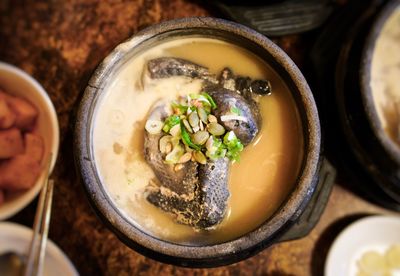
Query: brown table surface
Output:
[[0, 1, 397, 275]]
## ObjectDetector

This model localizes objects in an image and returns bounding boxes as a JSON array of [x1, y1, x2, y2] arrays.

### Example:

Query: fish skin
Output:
[[208, 87, 261, 146], [146, 187, 202, 226], [146, 157, 230, 229], [196, 157, 230, 228], [218, 67, 236, 91], [147, 57, 218, 84]]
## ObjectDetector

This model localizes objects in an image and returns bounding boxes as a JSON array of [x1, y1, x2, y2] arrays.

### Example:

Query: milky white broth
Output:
[[93, 37, 303, 245], [371, 8, 400, 145]]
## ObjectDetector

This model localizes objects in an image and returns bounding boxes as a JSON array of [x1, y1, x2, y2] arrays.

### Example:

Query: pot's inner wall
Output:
[[89, 31, 305, 245]]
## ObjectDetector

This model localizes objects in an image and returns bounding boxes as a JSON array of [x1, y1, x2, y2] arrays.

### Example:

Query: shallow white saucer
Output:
[[325, 215, 400, 276], [0, 222, 78, 276]]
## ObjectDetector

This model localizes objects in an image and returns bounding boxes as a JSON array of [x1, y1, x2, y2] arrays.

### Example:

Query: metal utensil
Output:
[[212, 0, 334, 36], [24, 176, 54, 276]]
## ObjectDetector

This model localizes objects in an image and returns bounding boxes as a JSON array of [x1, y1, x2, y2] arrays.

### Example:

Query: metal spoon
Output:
[[0, 252, 25, 276]]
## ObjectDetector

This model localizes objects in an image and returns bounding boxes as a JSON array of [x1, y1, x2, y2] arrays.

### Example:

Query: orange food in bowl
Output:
[[0, 91, 39, 131], [0, 89, 44, 200], [0, 98, 16, 129], [0, 128, 24, 158]]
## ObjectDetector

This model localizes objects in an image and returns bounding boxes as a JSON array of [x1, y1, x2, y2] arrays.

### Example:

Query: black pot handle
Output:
[[277, 158, 336, 242]]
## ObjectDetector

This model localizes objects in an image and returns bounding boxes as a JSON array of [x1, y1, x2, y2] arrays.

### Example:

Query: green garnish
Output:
[[189, 93, 209, 103], [201, 92, 217, 109], [223, 131, 244, 162], [147, 92, 245, 166], [230, 106, 242, 116], [171, 102, 188, 115], [206, 137, 227, 160], [180, 121, 201, 151], [163, 115, 181, 133], [190, 93, 214, 113]]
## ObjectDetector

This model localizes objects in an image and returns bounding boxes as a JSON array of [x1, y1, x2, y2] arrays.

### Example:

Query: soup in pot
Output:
[[370, 8, 400, 145], [93, 37, 303, 245]]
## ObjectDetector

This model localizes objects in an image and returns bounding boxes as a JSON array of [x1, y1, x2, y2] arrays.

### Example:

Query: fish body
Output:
[[144, 103, 229, 228], [147, 57, 218, 84], [208, 88, 261, 146], [143, 58, 267, 229], [146, 157, 229, 229]]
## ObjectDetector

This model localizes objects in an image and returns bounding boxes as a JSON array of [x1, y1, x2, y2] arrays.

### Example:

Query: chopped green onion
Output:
[[189, 93, 207, 101], [224, 131, 236, 143], [180, 121, 201, 151], [201, 92, 217, 109], [230, 106, 242, 116], [206, 137, 227, 160], [189, 93, 213, 106], [223, 131, 244, 162], [171, 102, 188, 115], [203, 104, 211, 114], [163, 115, 180, 133], [145, 119, 163, 134], [226, 149, 242, 162], [153, 92, 245, 165], [206, 149, 227, 161]]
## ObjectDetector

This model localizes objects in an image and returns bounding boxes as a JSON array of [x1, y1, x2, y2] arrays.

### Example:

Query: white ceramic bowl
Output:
[[0, 62, 59, 220], [0, 222, 78, 275], [325, 215, 400, 276]]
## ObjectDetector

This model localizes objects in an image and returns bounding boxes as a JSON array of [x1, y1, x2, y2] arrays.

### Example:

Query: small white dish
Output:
[[0, 222, 78, 275], [0, 62, 59, 219], [325, 215, 400, 276]]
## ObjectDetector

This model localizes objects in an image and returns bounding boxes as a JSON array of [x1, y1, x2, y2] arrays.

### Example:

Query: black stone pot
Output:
[[74, 17, 322, 267], [360, 0, 400, 203], [310, 0, 400, 209]]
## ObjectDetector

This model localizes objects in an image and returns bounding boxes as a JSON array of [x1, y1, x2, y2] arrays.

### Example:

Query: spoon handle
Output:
[[24, 154, 54, 276]]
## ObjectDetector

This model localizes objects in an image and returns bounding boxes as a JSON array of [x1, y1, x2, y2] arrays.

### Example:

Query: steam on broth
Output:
[[93, 37, 303, 245]]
